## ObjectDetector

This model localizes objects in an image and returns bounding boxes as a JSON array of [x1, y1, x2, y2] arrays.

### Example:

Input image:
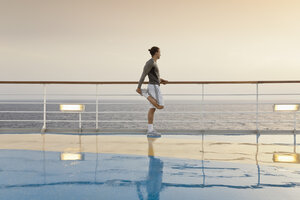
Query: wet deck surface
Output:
[[1, 134, 300, 199]]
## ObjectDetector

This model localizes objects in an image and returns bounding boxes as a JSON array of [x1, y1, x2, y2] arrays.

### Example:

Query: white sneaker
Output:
[[147, 129, 161, 138]]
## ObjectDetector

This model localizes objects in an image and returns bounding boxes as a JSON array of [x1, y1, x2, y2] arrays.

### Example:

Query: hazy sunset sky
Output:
[[1, 0, 300, 98]]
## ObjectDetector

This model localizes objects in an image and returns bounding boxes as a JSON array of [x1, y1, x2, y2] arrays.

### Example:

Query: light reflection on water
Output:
[[1, 134, 300, 200]]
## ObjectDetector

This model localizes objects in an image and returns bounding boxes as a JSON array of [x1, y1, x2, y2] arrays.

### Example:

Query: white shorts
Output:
[[146, 83, 164, 108]]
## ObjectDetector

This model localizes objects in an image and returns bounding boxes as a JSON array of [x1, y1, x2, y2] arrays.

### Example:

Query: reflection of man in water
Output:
[[147, 138, 164, 200]]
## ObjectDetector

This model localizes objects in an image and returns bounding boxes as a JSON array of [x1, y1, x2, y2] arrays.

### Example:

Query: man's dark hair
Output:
[[148, 46, 159, 56]]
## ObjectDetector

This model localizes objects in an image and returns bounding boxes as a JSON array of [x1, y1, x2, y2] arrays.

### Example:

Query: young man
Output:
[[136, 46, 168, 138]]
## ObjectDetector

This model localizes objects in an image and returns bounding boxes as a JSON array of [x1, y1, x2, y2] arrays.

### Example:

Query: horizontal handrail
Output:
[[2, 93, 300, 96], [0, 110, 295, 114], [1, 80, 300, 84], [0, 119, 298, 123], [0, 102, 297, 105]]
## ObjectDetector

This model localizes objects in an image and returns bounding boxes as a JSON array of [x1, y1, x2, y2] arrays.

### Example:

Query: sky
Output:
[[1, 0, 300, 99]]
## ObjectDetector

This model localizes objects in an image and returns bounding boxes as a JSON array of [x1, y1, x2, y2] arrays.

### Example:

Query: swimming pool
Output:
[[1, 133, 300, 200]]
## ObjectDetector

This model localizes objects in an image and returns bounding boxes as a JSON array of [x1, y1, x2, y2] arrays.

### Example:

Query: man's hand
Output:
[[136, 88, 142, 95], [160, 78, 168, 85]]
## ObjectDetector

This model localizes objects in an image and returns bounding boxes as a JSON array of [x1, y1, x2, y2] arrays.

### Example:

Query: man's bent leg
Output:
[[141, 86, 164, 109], [147, 96, 164, 109]]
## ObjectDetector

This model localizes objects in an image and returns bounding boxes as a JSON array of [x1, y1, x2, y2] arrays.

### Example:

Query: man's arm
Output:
[[160, 78, 168, 84], [137, 61, 153, 89]]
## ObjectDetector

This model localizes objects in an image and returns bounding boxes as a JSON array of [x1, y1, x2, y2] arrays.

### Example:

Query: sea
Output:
[[0, 99, 299, 131]]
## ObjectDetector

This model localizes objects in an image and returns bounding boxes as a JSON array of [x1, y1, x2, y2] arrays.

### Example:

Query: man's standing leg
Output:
[[148, 108, 156, 132], [142, 84, 162, 137]]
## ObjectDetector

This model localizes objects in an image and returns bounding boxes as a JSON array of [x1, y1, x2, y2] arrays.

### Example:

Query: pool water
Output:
[[1, 134, 300, 200]]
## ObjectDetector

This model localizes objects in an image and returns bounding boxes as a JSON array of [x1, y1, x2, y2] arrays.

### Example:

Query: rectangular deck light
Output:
[[273, 104, 299, 111], [273, 153, 300, 163], [60, 152, 84, 161], [60, 104, 85, 112]]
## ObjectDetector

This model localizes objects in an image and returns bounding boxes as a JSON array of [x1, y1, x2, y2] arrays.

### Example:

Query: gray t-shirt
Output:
[[137, 58, 160, 89]]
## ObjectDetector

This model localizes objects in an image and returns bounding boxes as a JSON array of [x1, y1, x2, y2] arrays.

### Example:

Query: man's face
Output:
[[156, 49, 161, 59]]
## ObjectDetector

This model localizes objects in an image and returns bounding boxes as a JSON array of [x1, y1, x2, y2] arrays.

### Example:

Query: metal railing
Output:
[[0, 80, 300, 135]]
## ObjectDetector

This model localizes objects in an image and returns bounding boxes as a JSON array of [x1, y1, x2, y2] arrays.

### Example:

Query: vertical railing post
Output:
[[96, 84, 99, 130], [201, 132, 205, 185], [42, 84, 47, 132], [294, 129, 297, 153], [79, 112, 82, 129], [293, 111, 297, 132], [256, 83, 259, 133], [293, 111, 296, 152], [255, 133, 260, 186], [201, 84, 204, 131]]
